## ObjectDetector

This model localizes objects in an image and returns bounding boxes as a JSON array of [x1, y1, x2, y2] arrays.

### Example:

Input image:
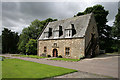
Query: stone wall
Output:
[[38, 38, 85, 59], [85, 13, 99, 55]]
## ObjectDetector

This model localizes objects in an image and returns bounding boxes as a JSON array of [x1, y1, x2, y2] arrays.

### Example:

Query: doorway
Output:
[[53, 49, 58, 57]]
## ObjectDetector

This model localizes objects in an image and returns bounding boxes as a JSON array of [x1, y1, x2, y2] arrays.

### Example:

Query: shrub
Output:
[[25, 39, 37, 55], [47, 55, 51, 57], [79, 54, 84, 59], [58, 55, 62, 58], [40, 53, 46, 57], [106, 48, 114, 53]]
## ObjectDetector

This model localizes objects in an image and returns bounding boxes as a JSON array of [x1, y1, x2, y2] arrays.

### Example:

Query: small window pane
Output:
[[65, 47, 70, 56], [65, 30, 72, 37], [44, 46, 47, 53]]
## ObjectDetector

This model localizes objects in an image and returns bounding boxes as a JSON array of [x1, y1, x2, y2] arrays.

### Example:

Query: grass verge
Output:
[[2, 58, 77, 78], [105, 52, 119, 54], [12, 55, 47, 59], [50, 58, 80, 62]]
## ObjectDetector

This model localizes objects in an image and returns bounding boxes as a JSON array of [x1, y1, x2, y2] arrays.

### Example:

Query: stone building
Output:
[[38, 13, 99, 59]]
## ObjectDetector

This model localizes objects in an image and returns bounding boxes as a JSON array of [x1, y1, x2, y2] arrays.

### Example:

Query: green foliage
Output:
[[18, 18, 57, 54], [112, 8, 120, 52], [106, 52, 119, 54], [2, 28, 19, 54], [0, 35, 1, 53], [25, 39, 37, 55], [74, 12, 85, 17], [113, 8, 120, 39], [84, 7, 93, 13], [2, 59, 77, 78], [18, 28, 29, 53]]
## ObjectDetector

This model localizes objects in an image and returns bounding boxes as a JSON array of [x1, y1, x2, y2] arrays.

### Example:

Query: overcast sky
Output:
[[1, 1, 119, 34]]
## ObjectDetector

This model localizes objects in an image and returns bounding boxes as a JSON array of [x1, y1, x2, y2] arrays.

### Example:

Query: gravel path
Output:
[[1, 54, 119, 78], [55, 71, 107, 78]]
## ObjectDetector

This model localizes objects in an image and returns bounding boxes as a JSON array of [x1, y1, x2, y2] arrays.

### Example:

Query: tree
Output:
[[112, 8, 120, 39], [18, 18, 57, 54], [75, 5, 111, 52], [112, 8, 120, 52], [2, 28, 19, 54], [25, 39, 37, 55], [18, 28, 29, 54], [0, 35, 1, 54], [74, 12, 85, 17]]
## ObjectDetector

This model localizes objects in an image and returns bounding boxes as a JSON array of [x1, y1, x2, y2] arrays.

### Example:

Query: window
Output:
[[69, 30, 71, 36], [71, 24, 76, 36], [65, 24, 76, 37], [65, 47, 70, 56], [54, 43, 57, 47], [44, 46, 47, 53], [49, 28, 52, 37], [59, 26, 62, 31], [54, 31, 59, 38], [44, 32, 49, 38], [59, 26, 63, 36], [65, 30, 72, 37]]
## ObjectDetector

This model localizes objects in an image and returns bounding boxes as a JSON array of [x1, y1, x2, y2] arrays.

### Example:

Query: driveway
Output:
[[1, 54, 119, 78]]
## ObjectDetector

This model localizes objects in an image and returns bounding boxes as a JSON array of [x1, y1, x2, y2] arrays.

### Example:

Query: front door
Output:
[[53, 49, 58, 57]]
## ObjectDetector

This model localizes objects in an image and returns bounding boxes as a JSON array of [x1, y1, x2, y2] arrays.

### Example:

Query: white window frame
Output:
[[54, 31, 59, 38], [44, 32, 49, 39], [65, 30, 72, 38]]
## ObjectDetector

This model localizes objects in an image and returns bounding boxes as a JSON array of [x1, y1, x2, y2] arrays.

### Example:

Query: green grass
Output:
[[0, 56, 5, 59], [106, 52, 119, 54], [50, 58, 80, 62], [2, 58, 77, 78], [13, 55, 47, 59], [0, 57, 1, 80]]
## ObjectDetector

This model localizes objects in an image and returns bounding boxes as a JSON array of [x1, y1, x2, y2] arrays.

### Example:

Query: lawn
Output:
[[0, 57, 1, 80], [0, 56, 4, 58], [2, 58, 77, 78], [13, 55, 47, 59], [106, 52, 119, 54], [50, 58, 80, 62]]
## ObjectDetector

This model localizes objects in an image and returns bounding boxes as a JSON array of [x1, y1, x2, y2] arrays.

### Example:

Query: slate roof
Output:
[[38, 13, 92, 40]]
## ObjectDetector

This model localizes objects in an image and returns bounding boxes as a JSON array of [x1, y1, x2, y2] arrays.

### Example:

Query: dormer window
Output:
[[65, 29, 72, 38], [53, 25, 63, 38], [49, 28, 52, 37], [71, 24, 76, 36], [65, 24, 76, 38], [44, 32, 49, 38], [53, 30, 59, 38], [44, 28, 52, 39], [59, 25, 63, 37]]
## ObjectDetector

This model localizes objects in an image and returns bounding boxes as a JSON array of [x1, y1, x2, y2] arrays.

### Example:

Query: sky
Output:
[[1, 1, 119, 34]]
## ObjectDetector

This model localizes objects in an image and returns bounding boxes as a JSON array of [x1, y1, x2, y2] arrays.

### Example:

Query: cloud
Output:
[[2, 2, 118, 34], [100, 2, 118, 22], [2, 0, 120, 2], [106, 19, 115, 26]]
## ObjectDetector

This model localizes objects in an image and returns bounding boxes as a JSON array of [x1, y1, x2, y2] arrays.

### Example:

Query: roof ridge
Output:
[[49, 13, 92, 24]]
